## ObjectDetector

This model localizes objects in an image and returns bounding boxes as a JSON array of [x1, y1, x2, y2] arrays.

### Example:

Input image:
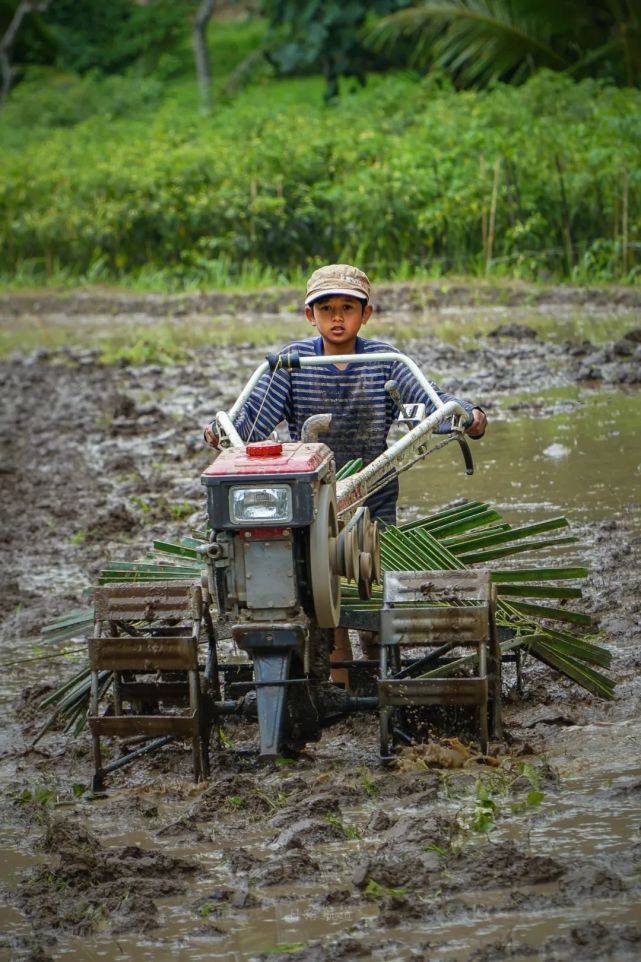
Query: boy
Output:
[[204, 263, 486, 515], [204, 264, 486, 682]]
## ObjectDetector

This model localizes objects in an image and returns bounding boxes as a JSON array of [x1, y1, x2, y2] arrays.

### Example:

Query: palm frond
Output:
[[372, 500, 612, 697], [40, 607, 94, 644], [38, 496, 613, 742], [366, 0, 567, 86], [441, 516, 569, 552]]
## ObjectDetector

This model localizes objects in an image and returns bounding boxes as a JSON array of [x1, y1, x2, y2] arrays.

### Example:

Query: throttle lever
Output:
[[385, 377, 473, 474]]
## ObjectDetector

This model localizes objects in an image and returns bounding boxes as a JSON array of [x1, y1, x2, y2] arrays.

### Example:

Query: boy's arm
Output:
[[464, 406, 487, 438], [203, 368, 292, 447], [392, 361, 486, 438]]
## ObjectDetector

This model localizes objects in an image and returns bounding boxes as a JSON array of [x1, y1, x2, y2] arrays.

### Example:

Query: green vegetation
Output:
[[364, 878, 408, 899], [262, 0, 409, 101], [438, 767, 547, 848], [325, 812, 361, 840], [0, 310, 311, 360], [13, 780, 87, 808], [369, 0, 641, 89], [44, 0, 190, 76], [226, 794, 245, 809], [68, 529, 89, 546], [1, 15, 639, 290]]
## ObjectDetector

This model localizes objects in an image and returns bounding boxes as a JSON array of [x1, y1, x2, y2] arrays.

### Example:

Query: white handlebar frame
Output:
[[225, 352, 446, 422], [214, 351, 470, 519]]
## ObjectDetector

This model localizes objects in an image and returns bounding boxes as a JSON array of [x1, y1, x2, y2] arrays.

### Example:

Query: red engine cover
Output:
[[203, 441, 333, 478]]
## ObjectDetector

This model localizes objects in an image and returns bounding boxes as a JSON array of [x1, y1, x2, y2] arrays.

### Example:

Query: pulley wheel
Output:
[[356, 507, 381, 588], [309, 483, 341, 628], [357, 551, 373, 600], [368, 520, 381, 584], [335, 524, 359, 582]]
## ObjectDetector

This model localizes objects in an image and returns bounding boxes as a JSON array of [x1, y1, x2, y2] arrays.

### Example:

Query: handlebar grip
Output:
[[267, 350, 301, 371]]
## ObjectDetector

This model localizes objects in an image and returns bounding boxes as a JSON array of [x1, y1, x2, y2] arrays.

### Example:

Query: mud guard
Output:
[[252, 649, 292, 759], [232, 624, 305, 760]]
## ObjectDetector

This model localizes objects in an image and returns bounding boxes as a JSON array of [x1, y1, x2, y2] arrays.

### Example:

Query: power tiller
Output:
[[200, 350, 473, 759]]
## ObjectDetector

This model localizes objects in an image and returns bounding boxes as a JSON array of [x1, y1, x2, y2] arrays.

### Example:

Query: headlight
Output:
[[229, 485, 293, 524]]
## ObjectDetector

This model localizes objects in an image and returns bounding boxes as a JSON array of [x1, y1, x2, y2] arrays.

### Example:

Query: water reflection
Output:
[[401, 386, 641, 527]]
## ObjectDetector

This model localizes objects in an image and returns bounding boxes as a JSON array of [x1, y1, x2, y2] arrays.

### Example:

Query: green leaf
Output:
[[152, 540, 202, 560], [457, 536, 579, 564], [491, 567, 588, 582], [403, 503, 502, 538], [444, 517, 570, 553], [528, 640, 615, 700], [496, 584, 582, 600], [506, 600, 591, 626], [399, 499, 486, 531], [336, 457, 364, 480], [540, 627, 611, 668]]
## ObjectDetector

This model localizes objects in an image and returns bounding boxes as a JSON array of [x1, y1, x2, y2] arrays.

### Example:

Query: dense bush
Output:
[[1, 69, 639, 286], [0, 69, 166, 130], [46, 0, 191, 75]]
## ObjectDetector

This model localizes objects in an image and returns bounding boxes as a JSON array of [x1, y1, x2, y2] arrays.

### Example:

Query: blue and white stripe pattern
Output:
[[231, 336, 474, 524]]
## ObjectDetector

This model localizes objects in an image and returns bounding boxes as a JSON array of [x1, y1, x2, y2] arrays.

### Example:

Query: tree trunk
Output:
[[322, 55, 338, 103], [554, 154, 574, 274], [0, 0, 51, 108], [193, 0, 216, 113]]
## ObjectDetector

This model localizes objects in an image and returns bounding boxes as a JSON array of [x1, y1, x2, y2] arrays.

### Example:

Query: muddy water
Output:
[[402, 387, 641, 525], [1, 299, 641, 962]]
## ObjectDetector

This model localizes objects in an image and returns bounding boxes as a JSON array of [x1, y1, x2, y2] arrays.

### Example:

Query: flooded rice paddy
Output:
[[1, 289, 640, 962], [403, 386, 641, 525]]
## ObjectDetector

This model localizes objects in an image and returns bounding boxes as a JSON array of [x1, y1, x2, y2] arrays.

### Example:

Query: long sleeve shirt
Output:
[[230, 335, 474, 524]]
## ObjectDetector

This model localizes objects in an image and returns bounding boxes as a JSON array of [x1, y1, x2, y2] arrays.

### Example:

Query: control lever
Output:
[[385, 378, 474, 476], [455, 434, 474, 476], [384, 379, 410, 420]]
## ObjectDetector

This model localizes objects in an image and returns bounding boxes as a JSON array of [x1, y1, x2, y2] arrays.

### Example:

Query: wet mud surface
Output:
[[1, 288, 641, 961], [2, 279, 640, 321]]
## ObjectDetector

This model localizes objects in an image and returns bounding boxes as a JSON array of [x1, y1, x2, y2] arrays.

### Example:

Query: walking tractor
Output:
[[197, 348, 487, 762], [61, 348, 608, 789]]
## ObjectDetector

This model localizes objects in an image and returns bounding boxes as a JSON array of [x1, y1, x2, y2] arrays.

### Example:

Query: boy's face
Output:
[[305, 295, 372, 354]]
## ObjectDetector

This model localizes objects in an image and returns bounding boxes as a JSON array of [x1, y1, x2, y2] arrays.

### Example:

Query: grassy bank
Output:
[[1, 18, 640, 290]]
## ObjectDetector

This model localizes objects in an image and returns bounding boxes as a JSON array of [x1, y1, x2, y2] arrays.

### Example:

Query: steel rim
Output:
[[309, 483, 341, 628]]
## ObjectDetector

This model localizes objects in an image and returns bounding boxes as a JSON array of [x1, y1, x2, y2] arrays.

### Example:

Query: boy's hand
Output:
[[465, 407, 487, 438], [203, 423, 220, 448]]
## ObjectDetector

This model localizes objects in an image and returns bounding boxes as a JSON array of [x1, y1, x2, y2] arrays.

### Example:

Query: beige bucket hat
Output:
[[305, 263, 370, 306]]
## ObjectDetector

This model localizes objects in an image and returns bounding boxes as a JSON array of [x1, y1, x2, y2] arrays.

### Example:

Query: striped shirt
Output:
[[231, 336, 474, 524]]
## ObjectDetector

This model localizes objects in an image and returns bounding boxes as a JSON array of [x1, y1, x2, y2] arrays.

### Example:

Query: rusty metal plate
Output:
[[378, 676, 488, 707], [89, 636, 198, 671], [383, 570, 492, 605], [88, 713, 197, 737], [93, 581, 201, 622], [380, 606, 489, 645]]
